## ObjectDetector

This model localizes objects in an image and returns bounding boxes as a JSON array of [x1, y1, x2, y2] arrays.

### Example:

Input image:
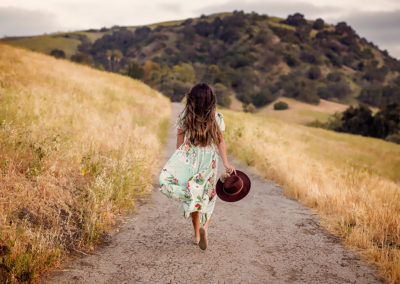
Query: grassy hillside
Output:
[[3, 11, 400, 113], [257, 97, 349, 124], [3, 31, 108, 60], [0, 43, 170, 282], [222, 109, 400, 283], [4, 34, 81, 59]]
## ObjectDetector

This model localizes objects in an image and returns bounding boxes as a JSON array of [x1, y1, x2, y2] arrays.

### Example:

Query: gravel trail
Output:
[[45, 103, 382, 283]]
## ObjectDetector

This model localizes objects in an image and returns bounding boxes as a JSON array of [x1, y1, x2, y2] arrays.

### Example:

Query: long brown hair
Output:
[[179, 83, 222, 147]]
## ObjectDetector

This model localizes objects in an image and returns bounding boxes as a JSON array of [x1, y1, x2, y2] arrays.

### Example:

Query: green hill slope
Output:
[[3, 11, 400, 111]]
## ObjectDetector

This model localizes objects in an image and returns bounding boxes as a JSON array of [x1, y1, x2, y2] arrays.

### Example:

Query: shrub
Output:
[[363, 64, 388, 82], [126, 59, 144, 79], [214, 83, 232, 108], [270, 26, 299, 43], [295, 25, 312, 42], [230, 66, 259, 96], [254, 29, 272, 45], [50, 49, 65, 59], [195, 21, 213, 37], [342, 54, 356, 68], [253, 88, 277, 107], [313, 18, 324, 30], [279, 73, 320, 104], [243, 103, 256, 113], [285, 53, 299, 67], [372, 103, 400, 138], [325, 51, 343, 67], [71, 52, 93, 65], [327, 71, 343, 82], [317, 81, 351, 99], [308, 112, 343, 130], [307, 66, 321, 80], [173, 62, 196, 83], [160, 79, 192, 102], [358, 84, 400, 106], [261, 51, 281, 68], [219, 27, 241, 43], [385, 133, 400, 144], [335, 22, 355, 35], [134, 26, 151, 41], [335, 104, 374, 136], [203, 64, 221, 84], [300, 50, 321, 64], [274, 101, 289, 110], [222, 11, 247, 28], [284, 12, 307, 26]]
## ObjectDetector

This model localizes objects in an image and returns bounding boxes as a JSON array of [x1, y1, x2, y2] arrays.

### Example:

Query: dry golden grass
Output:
[[222, 110, 400, 284], [0, 43, 170, 282], [257, 97, 349, 124], [229, 93, 244, 112]]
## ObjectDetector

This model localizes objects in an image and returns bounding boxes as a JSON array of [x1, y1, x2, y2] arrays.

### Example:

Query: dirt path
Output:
[[46, 103, 383, 283]]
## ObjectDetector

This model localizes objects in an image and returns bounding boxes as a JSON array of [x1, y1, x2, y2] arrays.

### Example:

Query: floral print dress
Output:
[[159, 111, 225, 225]]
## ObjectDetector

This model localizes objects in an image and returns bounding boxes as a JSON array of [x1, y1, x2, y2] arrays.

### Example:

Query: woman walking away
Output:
[[159, 82, 235, 250]]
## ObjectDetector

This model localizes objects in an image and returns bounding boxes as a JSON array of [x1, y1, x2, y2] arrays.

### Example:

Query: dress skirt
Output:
[[158, 111, 225, 225]]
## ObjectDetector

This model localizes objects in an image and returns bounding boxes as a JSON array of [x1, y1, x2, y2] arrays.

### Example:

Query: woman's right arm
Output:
[[217, 134, 235, 174]]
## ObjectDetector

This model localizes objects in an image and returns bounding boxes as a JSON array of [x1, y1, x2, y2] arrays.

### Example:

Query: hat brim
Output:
[[216, 170, 251, 202]]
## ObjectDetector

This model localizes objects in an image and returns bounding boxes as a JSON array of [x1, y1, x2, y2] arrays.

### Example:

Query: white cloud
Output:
[[327, 10, 400, 58], [197, 0, 343, 20], [0, 6, 62, 37], [0, 0, 399, 58]]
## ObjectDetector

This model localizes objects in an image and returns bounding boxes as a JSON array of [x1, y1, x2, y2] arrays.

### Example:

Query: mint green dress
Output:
[[159, 111, 225, 225]]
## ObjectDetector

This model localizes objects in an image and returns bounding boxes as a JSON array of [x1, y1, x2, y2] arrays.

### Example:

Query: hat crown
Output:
[[216, 169, 251, 202], [223, 175, 243, 195]]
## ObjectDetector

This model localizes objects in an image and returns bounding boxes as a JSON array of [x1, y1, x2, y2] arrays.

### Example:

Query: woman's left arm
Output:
[[176, 129, 185, 149]]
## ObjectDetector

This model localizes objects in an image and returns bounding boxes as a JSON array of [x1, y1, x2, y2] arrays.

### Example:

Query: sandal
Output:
[[198, 227, 208, 250]]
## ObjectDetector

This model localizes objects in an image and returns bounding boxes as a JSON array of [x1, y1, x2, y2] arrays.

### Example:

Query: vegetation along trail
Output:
[[46, 103, 382, 283]]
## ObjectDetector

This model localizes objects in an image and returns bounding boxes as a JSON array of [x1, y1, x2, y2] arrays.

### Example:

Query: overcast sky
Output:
[[1, 0, 399, 58]]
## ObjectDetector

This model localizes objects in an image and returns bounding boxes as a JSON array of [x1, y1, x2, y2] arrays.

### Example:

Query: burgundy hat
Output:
[[216, 170, 251, 202]]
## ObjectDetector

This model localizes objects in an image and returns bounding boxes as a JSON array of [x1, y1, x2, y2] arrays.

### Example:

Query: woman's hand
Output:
[[217, 134, 235, 174], [224, 162, 236, 175]]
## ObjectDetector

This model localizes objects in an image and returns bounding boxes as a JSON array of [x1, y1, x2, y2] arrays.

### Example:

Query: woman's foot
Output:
[[193, 237, 200, 245], [198, 227, 208, 250]]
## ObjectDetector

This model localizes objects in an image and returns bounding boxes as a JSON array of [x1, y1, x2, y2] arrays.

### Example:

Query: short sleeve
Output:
[[216, 112, 225, 131]]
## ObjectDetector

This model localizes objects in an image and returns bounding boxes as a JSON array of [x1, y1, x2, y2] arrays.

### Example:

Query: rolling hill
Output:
[[222, 109, 400, 283], [2, 11, 400, 114], [0, 43, 170, 282]]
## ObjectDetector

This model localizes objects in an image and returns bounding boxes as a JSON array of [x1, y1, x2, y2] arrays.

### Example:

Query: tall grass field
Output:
[[0, 43, 170, 282], [222, 110, 400, 283]]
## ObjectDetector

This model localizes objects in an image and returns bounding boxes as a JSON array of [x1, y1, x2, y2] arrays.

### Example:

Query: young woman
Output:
[[159, 82, 235, 250]]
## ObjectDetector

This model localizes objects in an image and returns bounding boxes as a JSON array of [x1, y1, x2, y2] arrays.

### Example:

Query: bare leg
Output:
[[198, 214, 212, 250], [203, 213, 213, 230], [191, 212, 200, 243]]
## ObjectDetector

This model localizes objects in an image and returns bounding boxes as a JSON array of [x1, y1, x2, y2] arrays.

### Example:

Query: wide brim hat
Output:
[[216, 170, 251, 202]]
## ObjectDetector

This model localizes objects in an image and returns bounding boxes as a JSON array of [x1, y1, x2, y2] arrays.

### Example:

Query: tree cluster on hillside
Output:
[[58, 10, 399, 108], [310, 103, 400, 144]]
